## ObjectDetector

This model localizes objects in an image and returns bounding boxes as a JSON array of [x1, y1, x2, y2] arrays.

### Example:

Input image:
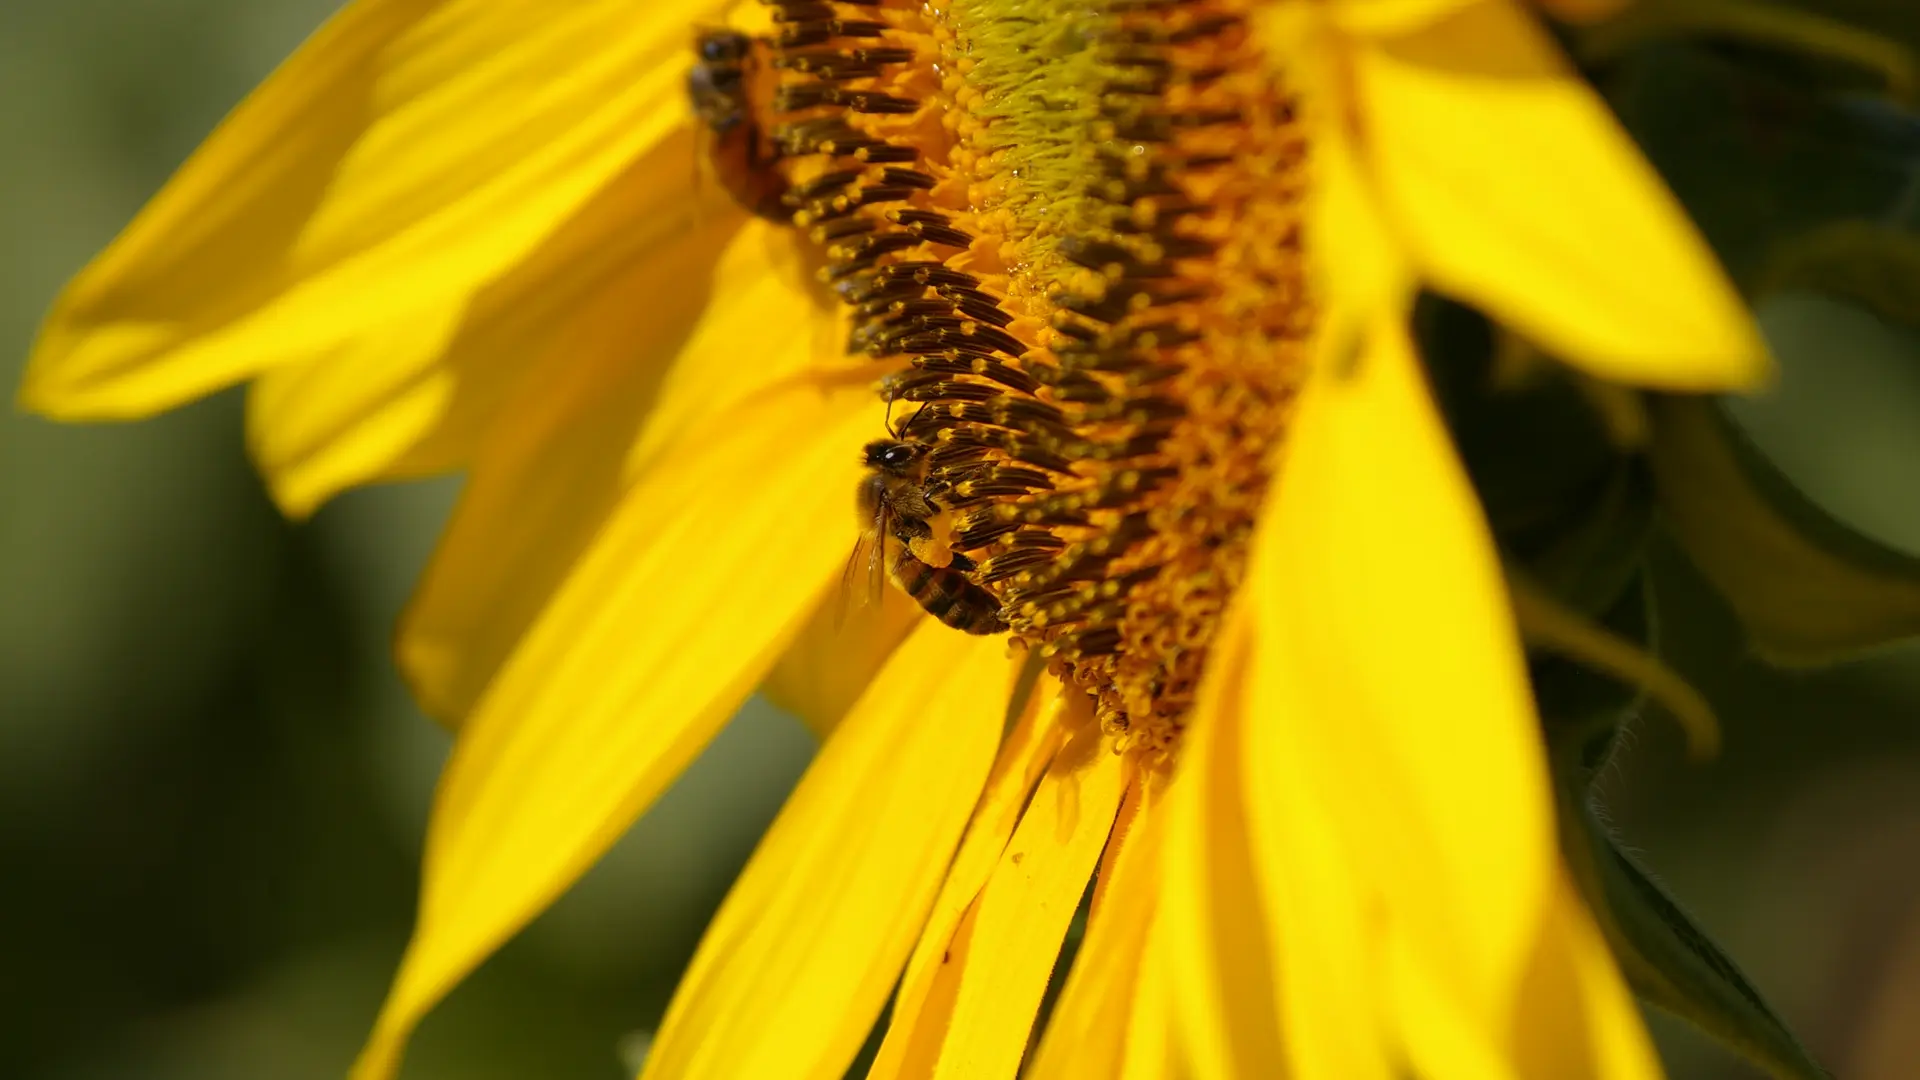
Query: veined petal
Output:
[[23, 0, 717, 418], [351, 379, 874, 1080], [1386, 942, 1519, 1080], [871, 711, 1126, 1080], [246, 125, 736, 517], [1245, 318, 1556, 1071], [1350, 0, 1768, 389], [1313, 128, 1420, 350], [641, 623, 1016, 1080], [1121, 915, 1177, 1080], [398, 223, 837, 722], [867, 678, 1066, 1080], [244, 304, 469, 517], [1509, 871, 1664, 1080], [1026, 791, 1167, 1080], [1161, 612, 1289, 1080], [1241, 712, 1393, 1080], [762, 585, 923, 739]]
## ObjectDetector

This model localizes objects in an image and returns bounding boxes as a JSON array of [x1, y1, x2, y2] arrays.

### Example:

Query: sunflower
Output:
[[27, 0, 1885, 1077]]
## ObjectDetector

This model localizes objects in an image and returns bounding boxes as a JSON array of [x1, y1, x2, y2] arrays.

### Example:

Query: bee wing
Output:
[[867, 504, 889, 605], [834, 492, 893, 634]]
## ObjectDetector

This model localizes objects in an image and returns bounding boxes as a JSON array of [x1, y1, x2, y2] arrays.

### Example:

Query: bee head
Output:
[[694, 29, 752, 65], [863, 438, 925, 474]]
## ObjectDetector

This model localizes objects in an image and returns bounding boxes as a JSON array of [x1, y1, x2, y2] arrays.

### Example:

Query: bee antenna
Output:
[[884, 386, 898, 437]]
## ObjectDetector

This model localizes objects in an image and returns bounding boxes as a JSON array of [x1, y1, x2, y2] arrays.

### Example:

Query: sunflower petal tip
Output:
[[15, 376, 56, 419], [17, 338, 86, 419], [253, 457, 328, 522], [1680, 342, 1774, 396], [391, 630, 466, 728], [1702, 317, 1777, 393]]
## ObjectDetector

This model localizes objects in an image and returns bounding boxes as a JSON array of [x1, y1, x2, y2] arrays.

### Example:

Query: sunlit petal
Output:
[[866, 678, 1065, 1079], [1161, 611, 1289, 1080], [1120, 892, 1177, 1080], [872, 705, 1125, 1079], [398, 223, 838, 722], [1509, 871, 1664, 1080], [1326, 0, 1481, 35], [350, 379, 874, 1080], [246, 126, 738, 516], [1351, 0, 1767, 388], [1026, 791, 1167, 1080], [641, 623, 1017, 1080], [1245, 317, 1554, 1072], [877, 697, 1065, 1067], [243, 305, 469, 518], [23, 0, 717, 417], [762, 587, 924, 739]]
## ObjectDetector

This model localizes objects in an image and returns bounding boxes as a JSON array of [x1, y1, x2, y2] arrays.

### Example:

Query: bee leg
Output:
[[948, 551, 979, 572], [898, 489, 939, 520], [890, 514, 933, 546]]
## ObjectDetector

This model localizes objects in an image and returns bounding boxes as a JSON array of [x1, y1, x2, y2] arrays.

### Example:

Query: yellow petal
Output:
[[1245, 318, 1555, 1067], [1240, 714, 1394, 1080], [1385, 940, 1517, 1080], [641, 623, 1017, 1080], [1087, 750, 1150, 920], [243, 304, 469, 517], [398, 223, 838, 722], [1026, 785, 1167, 1080], [762, 580, 925, 739], [866, 678, 1065, 1080], [1350, 0, 1768, 389], [1509, 870, 1664, 1080], [350, 379, 874, 1080], [1120, 918, 1176, 1080], [872, 710, 1125, 1079], [22, 0, 715, 418], [1327, 0, 1482, 35], [1312, 127, 1421, 354], [1160, 612, 1290, 1080], [246, 125, 737, 517]]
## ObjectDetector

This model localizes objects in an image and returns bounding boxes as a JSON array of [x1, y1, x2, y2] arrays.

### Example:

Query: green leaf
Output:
[[1531, 578, 1831, 1080], [1528, 580, 1827, 1076], [1558, 798, 1831, 1080], [1647, 393, 1920, 662], [1759, 220, 1920, 332]]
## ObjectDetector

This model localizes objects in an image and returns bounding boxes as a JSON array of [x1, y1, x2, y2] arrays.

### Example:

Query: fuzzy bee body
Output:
[[849, 438, 1007, 636], [688, 30, 790, 221], [885, 543, 1008, 635]]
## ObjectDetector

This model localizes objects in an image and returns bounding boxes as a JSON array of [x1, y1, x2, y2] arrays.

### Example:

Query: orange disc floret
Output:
[[739, 0, 1311, 755]]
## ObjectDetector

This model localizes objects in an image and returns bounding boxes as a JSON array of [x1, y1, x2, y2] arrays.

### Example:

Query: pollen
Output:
[[746, 0, 1309, 754]]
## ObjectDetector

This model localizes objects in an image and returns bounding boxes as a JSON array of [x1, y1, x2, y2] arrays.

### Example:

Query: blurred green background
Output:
[[2, 2, 1918, 1079]]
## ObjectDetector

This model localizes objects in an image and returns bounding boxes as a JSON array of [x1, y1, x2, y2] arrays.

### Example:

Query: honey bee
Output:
[[848, 437, 1008, 636], [687, 29, 790, 221]]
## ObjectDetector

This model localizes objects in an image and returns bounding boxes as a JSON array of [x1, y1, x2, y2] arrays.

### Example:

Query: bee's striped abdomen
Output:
[[891, 548, 1007, 635]]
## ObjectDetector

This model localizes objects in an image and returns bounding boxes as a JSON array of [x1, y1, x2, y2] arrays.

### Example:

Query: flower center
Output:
[[736, 0, 1308, 753]]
